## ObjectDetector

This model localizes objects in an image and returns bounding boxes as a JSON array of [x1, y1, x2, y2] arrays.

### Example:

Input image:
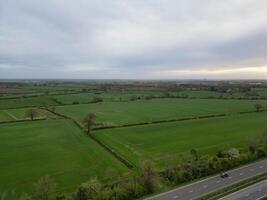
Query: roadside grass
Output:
[[0, 108, 57, 122], [0, 119, 128, 194], [93, 112, 267, 168], [55, 98, 267, 126]]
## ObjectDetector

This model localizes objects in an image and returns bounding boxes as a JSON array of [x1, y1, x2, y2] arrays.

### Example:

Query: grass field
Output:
[[0, 120, 128, 194], [55, 98, 267, 126], [0, 96, 58, 109], [93, 112, 267, 168], [0, 108, 57, 122], [53, 91, 162, 104]]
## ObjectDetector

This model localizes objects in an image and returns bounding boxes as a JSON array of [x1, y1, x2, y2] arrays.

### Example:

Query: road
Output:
[[148, 159, 267, 200], [218, 179, 267, 200]]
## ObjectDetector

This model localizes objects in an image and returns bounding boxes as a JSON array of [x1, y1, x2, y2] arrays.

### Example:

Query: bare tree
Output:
[[34, 175, 56, 200], [25, 109, 38, 120], [190, 148, 198, 161], [254, 103, 263, 112], [74, 179, 100, 200], [83, 113, 96, 135], [140, 160, 157, 193]]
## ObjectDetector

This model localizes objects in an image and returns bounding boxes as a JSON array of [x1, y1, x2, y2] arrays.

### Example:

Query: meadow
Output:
[[0, 119, 128, 193], [55, 98, 267, 127], [53, 91, 162, 104], [1, 82, 267, 197], [93, 112, 267, 168], [0, 108, 57, 122], [0, 96, 58, 109]]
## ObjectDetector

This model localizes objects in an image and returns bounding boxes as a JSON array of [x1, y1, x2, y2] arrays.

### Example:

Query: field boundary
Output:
[[93, 110, 267, 131], [43, 108, 135, 169]]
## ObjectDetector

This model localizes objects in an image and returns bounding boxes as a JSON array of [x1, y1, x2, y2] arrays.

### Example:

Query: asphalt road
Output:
[[148, 159, 267, 200], [219, 179, 267, 200]]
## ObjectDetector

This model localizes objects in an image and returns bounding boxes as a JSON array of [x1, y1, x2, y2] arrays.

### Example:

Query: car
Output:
[[220, 172, 229, 178]]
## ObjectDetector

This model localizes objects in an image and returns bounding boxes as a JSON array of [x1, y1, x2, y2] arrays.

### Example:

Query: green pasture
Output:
[[55, 98, 267, 127], [94, 112, 267, 168], [0, 119, 128, 194], [0, 108, 57, 122], [53, 91, 162, 104], [0, 96, 58, 109]]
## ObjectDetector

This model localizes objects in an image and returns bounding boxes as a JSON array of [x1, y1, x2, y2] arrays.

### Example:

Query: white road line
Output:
[[260, 166, 264, 168], [218, 179, 267, 200], [239, 173, 243, 175], [147, 159, 267, 200], [173, 195, 178, 198], [189, 190, 193, 193]]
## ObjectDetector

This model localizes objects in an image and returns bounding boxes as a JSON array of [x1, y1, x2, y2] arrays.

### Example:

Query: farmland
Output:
[[93, 112, 267, 168], [0, 119, 128, 193], [55, 98, 267, 126], [0, 108, 57, 122], [1, 81, 267, 198], [0, 96, 58, 109]]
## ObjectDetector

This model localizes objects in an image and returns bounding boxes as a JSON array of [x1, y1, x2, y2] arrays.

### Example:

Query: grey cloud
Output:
[[1, 0, 267, 79]]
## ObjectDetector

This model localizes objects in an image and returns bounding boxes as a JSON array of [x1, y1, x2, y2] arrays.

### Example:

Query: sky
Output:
[[1, 0, 267, 80]]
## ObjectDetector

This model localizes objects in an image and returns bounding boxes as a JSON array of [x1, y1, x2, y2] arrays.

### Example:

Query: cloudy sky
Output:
[[1, 0, 267, 79]]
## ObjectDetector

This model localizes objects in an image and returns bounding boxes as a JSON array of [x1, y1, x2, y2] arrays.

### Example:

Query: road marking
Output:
[[239, 173, 243, 175], [147, 160, 267, 200], [260, 166, 264, 168], [173, 195, 178, 199], [229, 176, 232, 179], [245, 194, 249, 197], [189, 190, 193, 193]]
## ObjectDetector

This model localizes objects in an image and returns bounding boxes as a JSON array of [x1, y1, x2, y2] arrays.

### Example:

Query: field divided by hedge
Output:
[[55, 98, 267, 127], [93, 112, 267, 169]]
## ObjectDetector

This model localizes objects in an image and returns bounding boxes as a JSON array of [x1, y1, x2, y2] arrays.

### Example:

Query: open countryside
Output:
[[1, 81, 267, 200]]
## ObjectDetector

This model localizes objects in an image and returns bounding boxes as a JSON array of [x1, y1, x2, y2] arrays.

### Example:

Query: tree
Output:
[[228, 148, 240, 160], [190, 149, 198, 161], [83, 113, 96, 135], [34, 175, 57, 200], [140, 160, 157, 193], [254, 103, 263, 112], [74, 179, 101, 200], [25, 109, 38, 120], [19, 193, 32, 200]]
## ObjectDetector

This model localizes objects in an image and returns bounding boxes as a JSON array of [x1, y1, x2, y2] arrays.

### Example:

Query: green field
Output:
[[55, 98, 267, 126], [94, 112, 267, 168], [53, 91, 162, 104], [0, 120, 128, 193], [0, 96, 58, 109], [0, 108, 57, 122]]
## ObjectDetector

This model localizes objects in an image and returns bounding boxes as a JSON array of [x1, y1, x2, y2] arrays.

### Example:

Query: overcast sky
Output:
[[1, 0, 267, 79]]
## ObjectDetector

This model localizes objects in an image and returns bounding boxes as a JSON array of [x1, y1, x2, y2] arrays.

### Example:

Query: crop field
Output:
[[0, 108, 57, 122], [93, 112, 267, 168], [0, 119, 128, 193], [55, 98, 267, 126], [53, 91, 162, 104], [0, 96, 58, 109], [176, 90, 246, 98]]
